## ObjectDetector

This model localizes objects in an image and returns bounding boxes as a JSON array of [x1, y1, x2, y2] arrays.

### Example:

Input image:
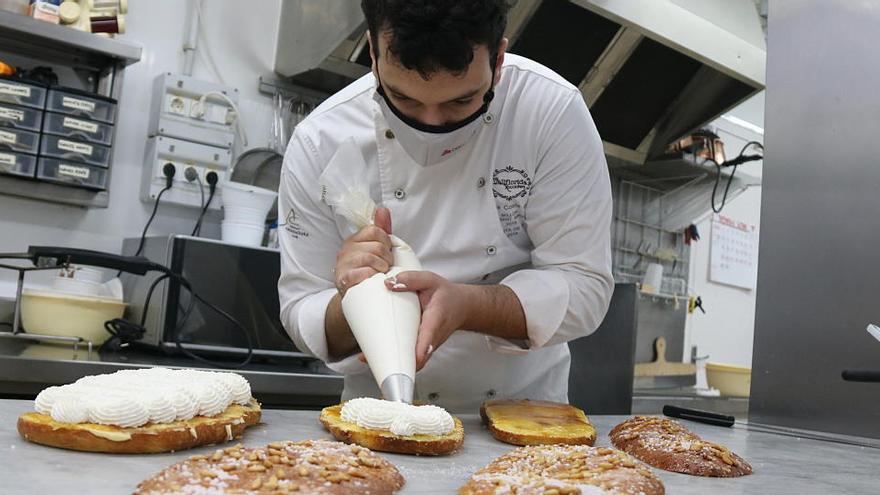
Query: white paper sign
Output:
[[0, 82, 31, 98], [0, 107, 24, 121], [57, 139, 93, 156], [58, 163, 90, 180], [62, 96, 96, 113], [63, 117, 98, 134], [0, 130, 16, 145], [710, 213, 759, 290]]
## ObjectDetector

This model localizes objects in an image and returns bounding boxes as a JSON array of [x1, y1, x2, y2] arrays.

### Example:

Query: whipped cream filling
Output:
[[33, 368, 253, 428], [340, 397, 454, 436]]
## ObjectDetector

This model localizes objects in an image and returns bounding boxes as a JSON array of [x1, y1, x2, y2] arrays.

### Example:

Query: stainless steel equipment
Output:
[[273, 0, 766, 164], [121, 235, 302, 359], [750, 0, 880, 440]]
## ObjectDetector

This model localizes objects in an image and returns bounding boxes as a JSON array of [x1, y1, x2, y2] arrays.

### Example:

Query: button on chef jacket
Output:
[[278, 54, 613, 413]]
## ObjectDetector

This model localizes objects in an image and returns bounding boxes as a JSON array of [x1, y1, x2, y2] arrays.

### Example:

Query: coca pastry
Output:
[[320, 397, 464, 455], [17, 368, 261, 453]]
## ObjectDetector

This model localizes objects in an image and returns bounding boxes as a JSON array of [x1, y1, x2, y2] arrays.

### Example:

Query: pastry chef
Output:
[[278, 0, 613, 412]]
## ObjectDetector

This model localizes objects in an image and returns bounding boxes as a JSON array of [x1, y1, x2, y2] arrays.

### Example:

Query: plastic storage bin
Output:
[[46, 87, 117, 124], [0, 103, 42, 132], [0, 127, 39, 154], [37, 158, 108, 190], [0, 151, 37, 178], [0, 77, 47, 109], [40, 134, 111, 168], [42, 111, 113, 146]]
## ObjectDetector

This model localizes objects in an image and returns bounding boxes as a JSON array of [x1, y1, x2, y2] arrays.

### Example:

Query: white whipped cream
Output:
[[340, 397, 454, 436], [32, 368, 253, 428]]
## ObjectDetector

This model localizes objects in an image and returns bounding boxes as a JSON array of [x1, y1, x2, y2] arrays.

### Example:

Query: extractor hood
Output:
[[274, 0, 766, 164]]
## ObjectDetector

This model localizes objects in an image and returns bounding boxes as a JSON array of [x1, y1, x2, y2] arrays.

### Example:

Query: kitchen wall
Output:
[[0, 0, 283, 296], [683, 91, 765, 368]]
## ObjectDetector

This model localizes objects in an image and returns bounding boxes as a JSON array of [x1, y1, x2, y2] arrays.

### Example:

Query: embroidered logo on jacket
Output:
[[281, 208, 309, 239], [492, 165, 532, 201]]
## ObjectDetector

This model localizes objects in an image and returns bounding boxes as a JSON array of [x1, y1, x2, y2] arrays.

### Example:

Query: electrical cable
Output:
[[192, 171, 218, 237], [711, 141, 763, 213], [194, 91, 248, 147], [104, 266, 253, 369], [133, 163, 176, 258]]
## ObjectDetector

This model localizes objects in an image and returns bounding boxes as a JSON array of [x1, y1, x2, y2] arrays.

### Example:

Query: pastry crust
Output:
[[135, 439, 405, 494], [319, 403, 464, 456], [609, 416, 752, 477], [480, 399, 597, 446], [459, 444, 665, 495], [17, 399, 261, 454]]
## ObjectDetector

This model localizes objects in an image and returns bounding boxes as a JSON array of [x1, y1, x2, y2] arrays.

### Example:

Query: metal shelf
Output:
[[0, 174, 108, 208], [0, 10, 141, 66], [0, 10, 141, 208]]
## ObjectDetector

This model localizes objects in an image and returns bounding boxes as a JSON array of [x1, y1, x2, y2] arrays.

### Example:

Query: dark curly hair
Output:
[[361, 0, 510, 78]]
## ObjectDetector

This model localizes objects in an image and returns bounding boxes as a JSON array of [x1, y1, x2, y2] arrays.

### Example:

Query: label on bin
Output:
[[0, 153, 15, 166], [63, 117, 98, 134], [58, 139, 93, 156], [0, 82, 31, 98], [0, 107, 24, 121], [62, 96, 96, 113], [58, 163, 90, 180], [0, 130, 16, 145]]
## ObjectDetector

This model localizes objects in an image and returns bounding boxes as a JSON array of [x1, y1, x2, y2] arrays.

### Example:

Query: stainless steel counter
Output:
[[0, 339, 343, 408], [1, 399, 878, 494]]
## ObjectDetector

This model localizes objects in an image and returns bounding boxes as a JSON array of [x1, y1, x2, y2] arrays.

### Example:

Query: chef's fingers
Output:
[[340, 240, 393, 269], [352, 252, 391, 274], [337, 266, 378, 294], [415, 307, 443, 370], [385, 270, 437, 292], [374, 206, 392, 235], [356, 352, 367, 364], [350, 224, 393, 252]]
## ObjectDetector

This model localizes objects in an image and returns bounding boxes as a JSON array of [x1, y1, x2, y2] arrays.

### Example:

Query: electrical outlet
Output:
[[149, 73, 238, 148], [142, 136, 231, 210], [166, 95, 189, 116]]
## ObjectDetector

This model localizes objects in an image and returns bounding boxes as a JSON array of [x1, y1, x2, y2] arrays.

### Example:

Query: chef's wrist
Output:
[[325, 293, 359, 359], [456, 283, 481, 330], [457, 283, 528, 340]]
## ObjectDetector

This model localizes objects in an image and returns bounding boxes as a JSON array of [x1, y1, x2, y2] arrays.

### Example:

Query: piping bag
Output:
[[321, 139, 421, 403]]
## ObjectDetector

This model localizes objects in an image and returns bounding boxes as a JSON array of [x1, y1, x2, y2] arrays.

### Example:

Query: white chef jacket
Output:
[[278, 54, 613, 413]]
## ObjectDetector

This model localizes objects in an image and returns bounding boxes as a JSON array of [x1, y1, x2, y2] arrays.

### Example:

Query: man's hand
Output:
[[334, 207, 393, 297], [385, 272, 530, 370], [326, 207, 393, 359], [384, 271, 471, 371]]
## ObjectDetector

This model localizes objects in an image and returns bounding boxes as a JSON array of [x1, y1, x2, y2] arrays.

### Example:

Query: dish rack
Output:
[[0, 254, 95, 359]]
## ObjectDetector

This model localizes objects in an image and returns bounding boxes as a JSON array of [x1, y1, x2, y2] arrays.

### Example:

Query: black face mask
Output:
[[374, 55, 498, 134]]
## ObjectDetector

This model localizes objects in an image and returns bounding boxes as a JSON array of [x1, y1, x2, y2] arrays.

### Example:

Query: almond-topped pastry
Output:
[[609, 416, 752, 477], [480, 399, 597, 446], [459, 444, 665, 495], [17, 368, 261, 454], [135, 440, 405, 494], [320, 398, 464, 455]]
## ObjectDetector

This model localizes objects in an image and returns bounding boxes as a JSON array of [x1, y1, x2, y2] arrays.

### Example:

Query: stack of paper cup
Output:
[[221, 181, 277, 247]]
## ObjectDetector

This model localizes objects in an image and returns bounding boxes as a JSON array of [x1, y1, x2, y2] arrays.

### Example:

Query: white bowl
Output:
[[20, 290, 127, 345], [222, 221, 266, 247]]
